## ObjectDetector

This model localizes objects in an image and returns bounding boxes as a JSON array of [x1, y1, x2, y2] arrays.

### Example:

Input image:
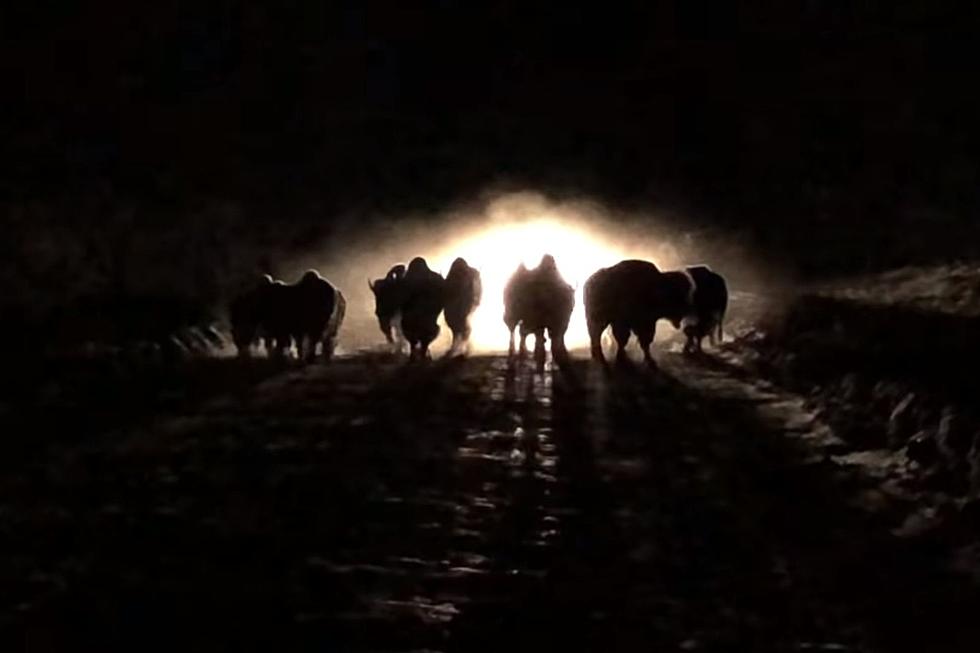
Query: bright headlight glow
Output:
[[432, 218, 636, 352]]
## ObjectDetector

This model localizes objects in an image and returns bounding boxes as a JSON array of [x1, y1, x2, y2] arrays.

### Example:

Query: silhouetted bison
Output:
[[503, 263, 531, 355], [584, 259, 694, 364], [400, 257, 446, 360], [369, 264, 409, 350], [683, 265, 728, 354], [289, 270, 346, 361], [230, 274, 278, 356], [230, 270, 345, 361], [443, 257, 482, 356], [503, 255, 574, 363]]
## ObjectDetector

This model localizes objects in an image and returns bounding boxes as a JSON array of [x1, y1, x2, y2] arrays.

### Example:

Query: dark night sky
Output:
[[3, 2, 977, 212], [2, 1, 979, 297]]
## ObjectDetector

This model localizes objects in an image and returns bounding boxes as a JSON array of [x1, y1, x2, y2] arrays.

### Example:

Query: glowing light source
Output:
[[433, 218, 632, 352]]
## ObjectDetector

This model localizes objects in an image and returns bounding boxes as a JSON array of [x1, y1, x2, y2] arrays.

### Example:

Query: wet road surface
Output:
[[2, 351, 979, 651]]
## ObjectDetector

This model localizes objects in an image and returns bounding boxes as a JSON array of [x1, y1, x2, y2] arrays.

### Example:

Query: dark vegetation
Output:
[[743, 292, 980, 525], [0, 354, 292, 468]]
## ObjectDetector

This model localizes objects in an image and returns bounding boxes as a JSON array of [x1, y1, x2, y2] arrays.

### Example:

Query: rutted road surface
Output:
[[3, 352, 980, 651]]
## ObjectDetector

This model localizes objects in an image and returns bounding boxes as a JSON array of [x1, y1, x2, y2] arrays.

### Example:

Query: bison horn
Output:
[[368, 279, 375, 291]]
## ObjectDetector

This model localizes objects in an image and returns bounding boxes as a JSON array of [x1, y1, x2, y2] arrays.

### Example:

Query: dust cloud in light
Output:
[[432, 219, 633, 351], [296, 191, 761, 355]]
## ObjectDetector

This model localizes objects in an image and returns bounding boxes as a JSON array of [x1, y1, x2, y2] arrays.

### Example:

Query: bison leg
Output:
[[518, 328, 529, 358], [587, 319, 606, 362], [507, 326, 517, 357], [682, 328, 696, 355], [322, 335, 337, 360], [705, 313, 721, 347], [425, 322, 440, 356], [383, 315, 404, 353], [283, 333, 299, 359], [413, 335, 434, 361], [447, 326, 470, 358], [307, 329, 326, 362], [233, 327, 254, 358], [550, 328, 569, 363], [635, 322, 656, 364], [533, 329, 546, 367], [269, 335, 288, 359], [457, 321, 472, 356], [694, 322, 715, 354], [612, 321, 631, 363], [391, 313, 404, 338]]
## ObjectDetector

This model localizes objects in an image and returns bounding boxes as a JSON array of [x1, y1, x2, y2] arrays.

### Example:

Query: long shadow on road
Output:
[[563, 354, 980, 652], [3, 353, 980, 651]]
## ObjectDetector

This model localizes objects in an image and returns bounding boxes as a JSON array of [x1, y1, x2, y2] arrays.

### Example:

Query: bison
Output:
[[230, 274, 278, 357], [288, 270, 346, 361], [370, 258, 445, 359], [230, 270, 345, 361], [584, 259, 694, 364], [368, 264, 409, 350], [503, 262, 531, 356], [443, 257, 482, 356], [400, 257, 446, 360], [503, 254, 574, 364], [682, 265, 728, 354]]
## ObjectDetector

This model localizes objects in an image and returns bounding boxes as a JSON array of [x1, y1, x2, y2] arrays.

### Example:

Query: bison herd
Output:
[[504, 254, 575, 364], [230, 270, 346, 362], [585, 260, 728, 363], [368, 256, 482, 360], [230, 255, 728, 365]]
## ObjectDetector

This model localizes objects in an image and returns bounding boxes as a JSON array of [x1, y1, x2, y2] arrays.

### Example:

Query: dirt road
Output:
[[2, 350, 979, 651]]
